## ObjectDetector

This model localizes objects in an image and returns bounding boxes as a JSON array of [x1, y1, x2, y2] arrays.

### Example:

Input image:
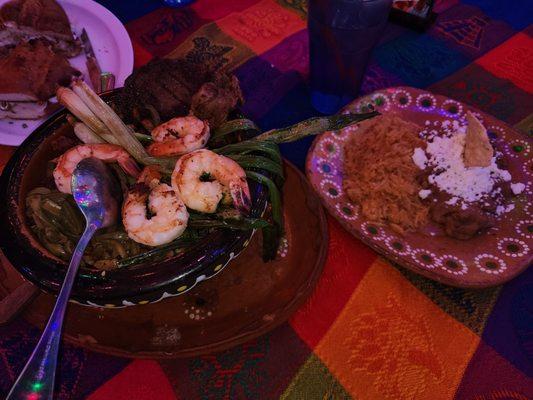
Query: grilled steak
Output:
[[117, 58, 243, 129], [0, 0, 81, 57]]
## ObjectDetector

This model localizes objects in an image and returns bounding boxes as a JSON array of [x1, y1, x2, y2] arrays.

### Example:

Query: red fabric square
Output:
[[289, 216, 377, 348], [476, 32, 533, 93], [131, 40, 155, 69], [126, 7, 208, 58], [87, 360, 177, 400], [191, 0, 261, 21]]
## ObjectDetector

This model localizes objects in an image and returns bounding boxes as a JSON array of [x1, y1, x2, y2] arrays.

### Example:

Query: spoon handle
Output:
[[7, 223, 98, 400]]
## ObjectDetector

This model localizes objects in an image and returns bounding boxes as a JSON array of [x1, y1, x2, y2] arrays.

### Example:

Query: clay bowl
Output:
[[0, 90, 268, 307]]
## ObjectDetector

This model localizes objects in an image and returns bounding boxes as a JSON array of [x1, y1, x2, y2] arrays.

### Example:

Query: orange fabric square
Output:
[[166, 22, 256, 70], [216, 0, 306, 54], [476, 32, 533, 93], [315, 258, 480, 400]]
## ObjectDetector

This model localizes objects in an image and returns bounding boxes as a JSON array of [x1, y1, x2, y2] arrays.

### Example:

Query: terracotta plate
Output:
[[306, 87, 532, 288], [0, 162, 328, 358]]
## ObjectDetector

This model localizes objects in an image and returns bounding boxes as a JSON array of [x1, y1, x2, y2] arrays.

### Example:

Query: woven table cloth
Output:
[[0, 0, 531, 398]]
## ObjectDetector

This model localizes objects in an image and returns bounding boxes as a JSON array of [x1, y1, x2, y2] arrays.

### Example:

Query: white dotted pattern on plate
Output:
[[312, 87, 532, 283]]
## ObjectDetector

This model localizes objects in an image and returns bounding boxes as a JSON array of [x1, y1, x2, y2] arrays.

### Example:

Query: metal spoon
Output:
[[7, 158, 118, 400]]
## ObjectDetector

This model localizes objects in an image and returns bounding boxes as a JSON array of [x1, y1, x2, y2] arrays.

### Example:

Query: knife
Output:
[[80, 28, 108, 93]]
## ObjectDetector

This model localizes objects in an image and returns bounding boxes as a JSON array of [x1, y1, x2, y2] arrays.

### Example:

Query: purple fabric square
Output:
[[261, 29, 309, 77], [0, 319, 129, 399], [235, 56, 302, 120], [455, 341, 533, 399], [55, 346, 129, 399], [0, 319, 40, 397], [258, 82, 317, 170], [360, 61, 405, 96], [481, 266, 533, 377]]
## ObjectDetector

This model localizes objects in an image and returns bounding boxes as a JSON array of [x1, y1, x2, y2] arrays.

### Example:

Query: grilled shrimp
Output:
[[147, 116, 210, 157], [53, 144, 140, 194], [171, 149, 251, 214], [122, 166, 189, 246]]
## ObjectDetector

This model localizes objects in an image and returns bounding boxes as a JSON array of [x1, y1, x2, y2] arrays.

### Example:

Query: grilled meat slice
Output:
[[0, 0, 81, 57], [191, 74, 242, 128], [116, 58, 242, 129], [0, 40, 80, 118]]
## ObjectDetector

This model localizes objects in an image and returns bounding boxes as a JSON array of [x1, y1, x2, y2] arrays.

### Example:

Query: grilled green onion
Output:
[[214, 140, 282, 165], [253, 111, 379, 143], [246, 171, 283, 261], [212, 118, 260, 140], [226, 154, 284, 179], [70, 80, 175, 172], [57, 87, 119, 144], [72, 121, 105, 144]]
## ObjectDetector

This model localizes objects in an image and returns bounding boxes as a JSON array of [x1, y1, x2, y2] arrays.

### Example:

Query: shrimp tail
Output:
[[230, 182, 251, 215]]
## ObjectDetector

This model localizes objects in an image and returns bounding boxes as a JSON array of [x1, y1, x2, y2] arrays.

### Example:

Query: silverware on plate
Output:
[[80, 29, 116, 93]]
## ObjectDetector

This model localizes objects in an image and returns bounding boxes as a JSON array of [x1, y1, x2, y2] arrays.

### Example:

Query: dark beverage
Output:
[[309, 0, 392, 113]]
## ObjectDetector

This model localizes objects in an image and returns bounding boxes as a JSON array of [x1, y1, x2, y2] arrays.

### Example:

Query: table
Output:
[[1, 1, 531, 399]]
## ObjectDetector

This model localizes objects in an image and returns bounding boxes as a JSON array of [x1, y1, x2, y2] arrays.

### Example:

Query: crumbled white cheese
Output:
[[415, 126, 513, 203], [510, 182, 525, 195], [496, 203, 516, 216], [499, 170, 512, 181], [412, 148, 428, 169], [446, 197, 459, 205], [419, 189, 432, 199]]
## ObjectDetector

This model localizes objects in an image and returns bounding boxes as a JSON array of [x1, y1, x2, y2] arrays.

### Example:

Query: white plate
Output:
[[0, 0, 134, 146]]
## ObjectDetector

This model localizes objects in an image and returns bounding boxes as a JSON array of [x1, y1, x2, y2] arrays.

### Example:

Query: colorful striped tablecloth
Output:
[[0, 0, 532, 398]]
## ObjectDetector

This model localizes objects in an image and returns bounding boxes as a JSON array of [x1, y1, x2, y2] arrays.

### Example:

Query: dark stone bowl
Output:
[[0, 90, 267, 308]]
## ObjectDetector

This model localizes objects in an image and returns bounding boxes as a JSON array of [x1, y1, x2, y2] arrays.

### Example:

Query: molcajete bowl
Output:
[[0, 90, 267, 308]]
